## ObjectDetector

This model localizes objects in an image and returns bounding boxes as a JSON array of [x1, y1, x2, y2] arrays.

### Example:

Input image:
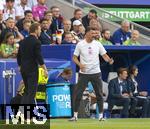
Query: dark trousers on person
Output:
[[73, 73, 103, 113], [108, 98, 130, 118], [21, 70, 38, 104], [137, 97, 149, 118]]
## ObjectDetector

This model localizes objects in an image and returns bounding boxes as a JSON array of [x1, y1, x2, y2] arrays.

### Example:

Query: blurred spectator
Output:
[[94, 29, 101, 41], [16, 10, 33, 31], [62, 32, 75, 44], [48, 68, 72, 83], [124, 30, 140, 46], [89, 18, 102, 32], [63, 19, 71, 33], [44, 10, 53, 26], [62, 19, 71, 39], [70, 9, 83, 30], [0, 17, 24, 43], [0, 10, 6, 34], [21, 19, 31, 38], [15, 0, 20, 5], [32, 0, 48, 22], [27, 0, 37, 8], [28, 0, 38, 9], [39, 18, 52, 45], [82, 9, 97, 30], [15, 0, 31, 20], [0, 0, 5, 10], [50, 6, 64, 34], [3, 0, 16, 20], [99, 29, 112, 45], [112, 20, 131, 45], [0, 32, 18, 58], [71, 20, 84, 43], [128, 65, 150, 117]]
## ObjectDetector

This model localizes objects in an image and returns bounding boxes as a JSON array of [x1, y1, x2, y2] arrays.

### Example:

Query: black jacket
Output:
[[107, 77, 130, 100], [82, 15, 90, 29], [127, 77, 140, 96], [17, 35, 44, 73]]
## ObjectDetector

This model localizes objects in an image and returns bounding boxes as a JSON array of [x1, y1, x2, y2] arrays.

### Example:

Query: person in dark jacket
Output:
[[108, 68, 131, 118], [128, 65, 150, 117], [82, 9, 97, 30], [17, 23, 48, 104]]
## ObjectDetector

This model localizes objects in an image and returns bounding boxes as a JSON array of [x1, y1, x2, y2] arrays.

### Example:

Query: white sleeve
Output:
[[74, 43, 80, 57], [98, 42, 107, 56]]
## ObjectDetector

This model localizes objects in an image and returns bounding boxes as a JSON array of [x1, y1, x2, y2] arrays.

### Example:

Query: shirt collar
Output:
[[118, 78, 123, 84]]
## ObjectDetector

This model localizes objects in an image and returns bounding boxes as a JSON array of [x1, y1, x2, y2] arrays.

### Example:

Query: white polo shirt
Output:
[[15, 4, 31, 18], [74, 39, 107, 74]]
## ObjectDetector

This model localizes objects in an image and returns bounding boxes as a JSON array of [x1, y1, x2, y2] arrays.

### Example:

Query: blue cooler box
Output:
[[46, 83, 72, 117]]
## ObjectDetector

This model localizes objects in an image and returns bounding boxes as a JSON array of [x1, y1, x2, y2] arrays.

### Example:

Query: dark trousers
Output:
[[137, 97, 149, 118], [21, 70, 38, 104], [74, 73, 103, 113], [108, 98, 130, 118]]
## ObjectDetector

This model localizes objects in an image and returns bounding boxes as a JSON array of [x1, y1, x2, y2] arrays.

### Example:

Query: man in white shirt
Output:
[[15, 0, 31, 20], [70, 26, 114, 121], [3, 0, 16, 21]]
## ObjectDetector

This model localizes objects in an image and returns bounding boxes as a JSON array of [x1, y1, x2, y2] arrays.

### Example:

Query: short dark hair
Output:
[[29, 23, 40, 33], [74, 9, 82, 15], [6, 0, 14, 2], [117, 68, 128, 76], [40, 18, 48, 23], [63, 68, 72, 75], [101, 29, 110, 34], [85, 26, 98, 33], [128, 65, 138, 75], [44, 10, 52, 16], [24, 10, 32, 16], [89, 9, 97, 15]]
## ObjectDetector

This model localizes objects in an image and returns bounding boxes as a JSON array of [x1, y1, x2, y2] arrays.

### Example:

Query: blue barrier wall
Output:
[[0, 59, 72, 104], [41, 45, 150, 95]]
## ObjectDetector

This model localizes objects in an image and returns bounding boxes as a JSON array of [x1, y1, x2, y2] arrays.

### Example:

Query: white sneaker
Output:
[[99, 117, 106, 121], [68, 117, 78, 121]]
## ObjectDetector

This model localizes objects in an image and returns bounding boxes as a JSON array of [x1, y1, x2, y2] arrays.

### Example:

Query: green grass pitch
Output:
[[50, 118, 150, 129], [0, 118, 150, 129]]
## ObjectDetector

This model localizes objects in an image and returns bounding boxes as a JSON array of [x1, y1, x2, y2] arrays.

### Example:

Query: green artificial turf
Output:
[[0, 118, 150, 129], [50, 118, 150, 129]]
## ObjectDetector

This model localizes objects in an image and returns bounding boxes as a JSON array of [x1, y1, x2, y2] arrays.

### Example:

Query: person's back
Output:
[[19, 35, 41, 73]]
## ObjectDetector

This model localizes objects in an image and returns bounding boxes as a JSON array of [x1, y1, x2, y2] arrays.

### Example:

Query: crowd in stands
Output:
[[0, 0, 141, 58]]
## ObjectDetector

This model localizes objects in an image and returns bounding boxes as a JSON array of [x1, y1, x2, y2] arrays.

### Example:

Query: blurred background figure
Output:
[[0, 32, 18, 58], [20, 19, 31, 38], [124, 30, 140, 46], [32, 0, 48, 22], [62, 32, 75, 44], [99, 29, 112, 45], [3, 0, 16, 20], [82, 9, 97, 30], [15, 0, 31, 20], [70, 8, 83, 30], [112, 20, 131, 45], [39, 18, 52, 45]]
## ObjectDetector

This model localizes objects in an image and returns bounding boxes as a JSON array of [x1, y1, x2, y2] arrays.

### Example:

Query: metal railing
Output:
[[63, 0, 150, 38]]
